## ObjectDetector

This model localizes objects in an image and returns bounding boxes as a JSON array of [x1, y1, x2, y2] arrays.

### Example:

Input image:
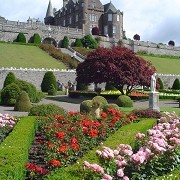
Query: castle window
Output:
[[95, 15, 97, 22], [82, 3, 84, 7], [104, 26, 108, 35], [70, 8, 72, 13], [108, 14, 112, 21], [69, 17, 72, 24], [76, 14, 78, 22], [92, 14, 95, 21], [89, 14, 91, 21], [63, 19, 66, 26], [117, 15, 120, 21], [113, 26, 116, 33]]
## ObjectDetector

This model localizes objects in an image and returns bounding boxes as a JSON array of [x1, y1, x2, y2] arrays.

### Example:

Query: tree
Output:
[[32, 33, 41, 44], [3, 72, 16, 88], [157, 77, 164, 90], [76, 46, 156, 95], [81, 34, 98, 49], [61, 36, 69, 48], [41, 71, 57, 92], [172, 78, 180, 90], [168, 40, 175, 46], [92, 27, 100, 35], [74, 38, 83, 47], [16, 32, 26, 43], [133, 34, 140, 41]]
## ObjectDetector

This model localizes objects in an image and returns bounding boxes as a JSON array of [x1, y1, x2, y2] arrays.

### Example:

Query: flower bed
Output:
[[83, 112, 180, 179], [0, 113, 17, 143], [25, 109, 137, 178]]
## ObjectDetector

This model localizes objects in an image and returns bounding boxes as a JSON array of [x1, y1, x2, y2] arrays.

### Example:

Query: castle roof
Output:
[[46, 0, 54, 17], [104, 2, 117, 13]]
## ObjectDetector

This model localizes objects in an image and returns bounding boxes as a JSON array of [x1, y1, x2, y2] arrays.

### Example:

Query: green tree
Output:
[[3, 72, 16, 88], [32, 33, 41, 44], [61, 36, 69, 48], [41, 71, 57, 92], [74, 38, 83, 47], [157, 78, 164, 90], [16, 32, 26, 43], [81, 34, 98, 49], [172, 78, 180, 90]]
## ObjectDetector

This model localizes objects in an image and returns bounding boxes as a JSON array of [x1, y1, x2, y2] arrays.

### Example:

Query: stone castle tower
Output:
[[44, 0, 123, 39]]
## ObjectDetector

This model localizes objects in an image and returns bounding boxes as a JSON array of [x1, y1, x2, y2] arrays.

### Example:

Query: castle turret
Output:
[[44, 0, 54, 25], [63, 0, 69, 8]]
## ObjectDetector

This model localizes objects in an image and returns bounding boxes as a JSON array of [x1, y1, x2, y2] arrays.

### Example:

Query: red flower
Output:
[[54, 115, 64, 121], [93, 121, 101, 128], [107, 108, 116, 115], [89, 129, 98, 137], [70, 138, 78, 144], [70, 143, 80, 152], [24, 163, 36, 171], [45, 126, 51, 131], [82, 120, 94, 127], [35, 166, 43, 174], [83, 127, 88, 133], [47, 141, 53, 149], [116, 111, 123, 118], [111, 117, 119, 123], [57, 145, 67, 153], [55, 132, 65, 139], [109, 123, 114, 128], [101, 112, 108, 118], [69, 111, 74, 116], [54, 123, 59, 127], [48, 159, 61, 167], [36, 139, 44, 144]]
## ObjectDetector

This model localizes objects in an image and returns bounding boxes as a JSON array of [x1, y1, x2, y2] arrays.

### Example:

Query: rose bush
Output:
[[83, 112, 180, 179]]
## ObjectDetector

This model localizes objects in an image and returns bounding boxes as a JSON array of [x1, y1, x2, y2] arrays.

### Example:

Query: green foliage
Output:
[[0, 116, 37, 180], [116, 95, 133, 107], [81, 34, 98, 49], [1, 83, 21, 105], [158, 77, 164, 90], [48, 84, 57, 96], [80, 100, 93, 114], [61, 36, 69, 48], [92, 96, 108, 108], [32, 33, 41, 44], [29, 103, 66, 116], [105, 83, 118, 91], [76, 82, 88, 91], [74, 38, 83, 47], [16, 32, 26, 43], [14, 91, 32, 112], [172, 78, 180, 90], [41, 71, 57, 92], [103, 103, 121, 112], [3, 72, 16, 88]]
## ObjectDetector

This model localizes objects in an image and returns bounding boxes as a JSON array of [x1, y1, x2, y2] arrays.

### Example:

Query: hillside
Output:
[[0, 43, 66, 69]]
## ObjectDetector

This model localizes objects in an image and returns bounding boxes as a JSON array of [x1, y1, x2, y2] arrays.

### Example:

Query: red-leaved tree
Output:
[[76, 46, 156, 95]]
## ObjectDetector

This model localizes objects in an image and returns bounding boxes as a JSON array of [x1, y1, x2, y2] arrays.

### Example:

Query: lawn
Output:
[[0, 43, 66, 69]]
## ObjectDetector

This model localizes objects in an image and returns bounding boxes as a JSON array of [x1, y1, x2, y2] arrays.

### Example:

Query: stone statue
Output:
[[151, 73, 157, 92]]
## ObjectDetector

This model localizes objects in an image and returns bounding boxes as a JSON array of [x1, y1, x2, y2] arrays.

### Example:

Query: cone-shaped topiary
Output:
[[1, 83, 21, 105], [105, 83, 118, 91], [32, 33, 41, 44], [158, 78, 164, 90], [74, 38, 83, 47], [16, 32, 26, 43], [80, 100, 93, 114], [61, 36, 69, 48], [116, 95, 133, 107], [92, 96, 108, 108], [48, 84, 57, 96], [3, 72, 16, 88], [172, 78, 180, 90], [14, 91, 32, 112], [41, 71, 57, 92]]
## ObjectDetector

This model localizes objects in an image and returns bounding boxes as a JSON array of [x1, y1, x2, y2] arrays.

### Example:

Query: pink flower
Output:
[[123, 176, 129, 180], [102, 174, 113, 180], [123, 149, 133, 156], [83, 161, 91, 168], [96, 150, 102, 156], [135, 133, 145, 139], [113, 150, 119, 155], [117, 168, 124, 177], [91, 164, 104, 174]]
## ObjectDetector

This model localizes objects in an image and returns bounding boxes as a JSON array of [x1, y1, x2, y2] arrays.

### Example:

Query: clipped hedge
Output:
[[0, 116, 37, 179]]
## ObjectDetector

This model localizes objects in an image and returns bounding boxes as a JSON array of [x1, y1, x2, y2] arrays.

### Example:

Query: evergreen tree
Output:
[[3, 72, 16, 88], [157, 78, 164, 90], [81, 34, 98, 49], [61, 36, 69, 48], [74, 38, 83, 47], [172, 78, 180, 90], [33, 33, 41, 44], [17, 32, 26, 43]]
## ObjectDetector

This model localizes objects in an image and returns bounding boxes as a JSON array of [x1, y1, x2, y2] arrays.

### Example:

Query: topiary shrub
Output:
[[92, 27, 100, 35], [32, 33, 41, 44], [76, 82, 88, 91], [16, 32, 26, 43], [48, 84, 57, 96], [92, 96, 108, 108], [133, 34, 140, 41], [172, 78, 180, 90], [81, 34, 98, 49], [74, 38, 83, 47], [131, 109, 162, 118], [1, 83, 21, 105], [168, 40, 175, 46], [116, 95, 133, 107], [61, 36, 69, 48], [14, 91, 32, 112], [41, 71, 57, 92], [103, 103, 121, 112], [80, 100, 93, 114], [158, 78, 164, 90], [3, 72, 16, 88], [29, 103, 66, 116], [105, 83, 118, 91]]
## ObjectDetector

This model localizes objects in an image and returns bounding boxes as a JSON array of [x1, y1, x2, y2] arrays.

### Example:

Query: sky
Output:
[[0, 0, 180, 46]]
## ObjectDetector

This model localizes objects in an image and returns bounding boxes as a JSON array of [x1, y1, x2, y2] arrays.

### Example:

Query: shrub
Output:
[[76, 82, 88, 91], [81, 34, 98, 49], [35, 91, 45, 103], [41, 71, 57, 92], [92, 96, 108, 108], [116, 95, 133, 107], [32, 33, 41, 44], [168, 40, 175, 46], [103, 103, 121, 112], [74, 38, 83, 47], [16, 32, 26, 43], [172, 78, 180, 90], [158, 77, 164, 90], [14, 91, 32, 112], [133, 34, 140, 40], [92, 27, 100, 35], [80, 100, 93, 114], [29, 103, 66, 116], [48, 84, 57, 96], [131, 109, 162, 118], [3, 72, 16, 88], [61, 36, 69, 48], [1, 83, 21, 105], [105, 83, 118, 91]]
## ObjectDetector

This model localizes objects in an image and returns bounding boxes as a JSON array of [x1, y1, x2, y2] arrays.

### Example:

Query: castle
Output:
[[44, 0, 124, 40]]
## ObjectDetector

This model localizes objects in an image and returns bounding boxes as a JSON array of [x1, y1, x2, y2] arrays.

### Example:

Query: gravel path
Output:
[[0, 95, 179, 117]]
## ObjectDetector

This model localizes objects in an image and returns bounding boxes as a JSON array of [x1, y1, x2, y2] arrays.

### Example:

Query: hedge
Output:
[[0, 116, 37, 179]]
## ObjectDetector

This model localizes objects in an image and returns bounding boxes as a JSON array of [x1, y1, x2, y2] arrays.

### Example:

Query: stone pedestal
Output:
[[149, 92, 160, 112]]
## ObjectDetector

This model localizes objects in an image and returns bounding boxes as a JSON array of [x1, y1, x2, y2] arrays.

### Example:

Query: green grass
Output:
[[0, 43, 66, 69], [140, 55, 180, 74]]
